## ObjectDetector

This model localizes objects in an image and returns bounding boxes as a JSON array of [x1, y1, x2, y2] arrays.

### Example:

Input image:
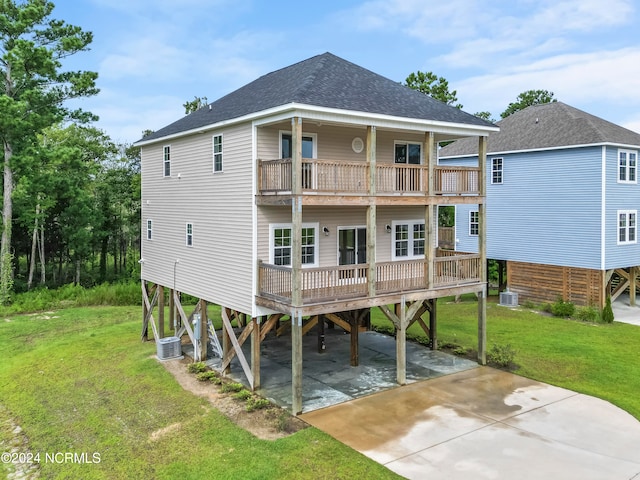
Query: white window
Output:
[[491, 158, 503, 184], [392, 220, 425, 260], [269, 223, 318, 267], [213, 134, 223, 173], [618, 149, 637, 183], [394, 142, 422, 164], [469, 211, 479, 236], [163, 145, 171, 177], [618, 210, 637, 245], [186, 223, 193, 247], [146, 219, 152, 240]]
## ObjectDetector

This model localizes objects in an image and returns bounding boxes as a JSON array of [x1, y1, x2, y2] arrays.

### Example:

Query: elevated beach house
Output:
[[136, 53, 497, 413], [439, 102, 640, 309]]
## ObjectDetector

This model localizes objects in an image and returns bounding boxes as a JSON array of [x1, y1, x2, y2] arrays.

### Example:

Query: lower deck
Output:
[[190, 328, 478, 413]]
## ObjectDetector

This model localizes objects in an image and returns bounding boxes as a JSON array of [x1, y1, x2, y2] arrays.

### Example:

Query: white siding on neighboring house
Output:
[[141, 123, 255, 313]]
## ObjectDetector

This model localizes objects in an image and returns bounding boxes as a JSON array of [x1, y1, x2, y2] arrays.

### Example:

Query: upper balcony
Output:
[[257, 158, 481, 205]]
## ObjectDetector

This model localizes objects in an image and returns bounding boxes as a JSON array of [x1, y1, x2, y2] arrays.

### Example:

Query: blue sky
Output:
[[54, 0, 640, 144]]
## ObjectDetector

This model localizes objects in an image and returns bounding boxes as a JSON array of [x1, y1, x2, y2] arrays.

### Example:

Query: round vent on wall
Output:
[[352, 137, 364, 153]]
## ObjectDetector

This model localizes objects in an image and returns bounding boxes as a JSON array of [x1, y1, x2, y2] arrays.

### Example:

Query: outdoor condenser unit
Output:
[[499, 290, 519, 307], [156, 336, 182, 360]]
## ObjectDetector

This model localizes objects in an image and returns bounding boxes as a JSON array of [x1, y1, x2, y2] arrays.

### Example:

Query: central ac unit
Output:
[[157, 336, 182, 360], [499, 291, 519, 307]]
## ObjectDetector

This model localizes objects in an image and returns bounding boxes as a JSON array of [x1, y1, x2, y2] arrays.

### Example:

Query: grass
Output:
[[2, 285, 639, 478], [372, 294, 640, 421], [0, 306, 399, 480]]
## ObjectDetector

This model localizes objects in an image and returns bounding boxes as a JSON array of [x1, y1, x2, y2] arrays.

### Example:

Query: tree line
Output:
[[1, 1, 557, 304]]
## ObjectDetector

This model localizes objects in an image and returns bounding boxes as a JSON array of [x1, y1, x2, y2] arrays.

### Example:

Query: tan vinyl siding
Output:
[[257, 205, 427, 267], [257, 123, 426, 165], [141, 123, 254, 314]]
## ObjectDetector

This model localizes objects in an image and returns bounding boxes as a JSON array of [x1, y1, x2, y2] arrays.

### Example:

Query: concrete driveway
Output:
[[300, 367, 640, 480], [613, 294, 640, 326]]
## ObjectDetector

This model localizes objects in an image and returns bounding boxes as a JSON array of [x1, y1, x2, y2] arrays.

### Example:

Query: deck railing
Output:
[[434, 166, 480, 195], [258, 159, 480, 195], [258, 253, 481, 304]]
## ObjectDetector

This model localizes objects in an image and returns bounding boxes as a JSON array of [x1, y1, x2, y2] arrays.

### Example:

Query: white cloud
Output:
[[456, 47, 640, 119]]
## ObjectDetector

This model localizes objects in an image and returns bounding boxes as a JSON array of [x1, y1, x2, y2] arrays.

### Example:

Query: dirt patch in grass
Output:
[[159, 358, 307, 440]]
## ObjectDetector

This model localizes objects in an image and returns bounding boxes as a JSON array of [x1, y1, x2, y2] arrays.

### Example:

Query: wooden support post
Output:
[[630, 266, 637, 307], [478, 136, 487, 365], [425, 132, 436, 288], [158, 285, 165, 339], [222, 310, 231, 374], [198, 299, 208, 362], [366, 125, 377, 298], [251, 317, 260, 391], [292, 312, 303, 415], [350, 314, 359, 367], [142, 281, 149, 341], [317, 314, 325, 353], [168, 288, 175, 331], [396, 299, 407, 385], [429, 299, 437, 351]]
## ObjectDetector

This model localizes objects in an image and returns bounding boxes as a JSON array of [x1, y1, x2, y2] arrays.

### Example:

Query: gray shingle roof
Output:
[[439, 101, 640, 157], [140, 52, 494, 142]]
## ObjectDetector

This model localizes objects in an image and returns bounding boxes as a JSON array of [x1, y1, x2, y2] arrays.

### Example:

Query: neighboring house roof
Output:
[[439, 101, 640, 157], [139, 52, 494, 143]]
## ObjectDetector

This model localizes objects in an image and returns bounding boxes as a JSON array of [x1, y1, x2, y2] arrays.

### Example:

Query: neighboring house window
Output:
[[618, 210, 637, 245], [469, 211, 479, 236], [618, 149, 637, 183], [186, 223, 193, 247], [270, 224, 318, 267], [163, 146, 171, 177], [491, 158, 503, 184], [213, 134, 223, 172], [393, 221, 425, 259], [146, 219, 152, 240], [394, 142, 421, 164]]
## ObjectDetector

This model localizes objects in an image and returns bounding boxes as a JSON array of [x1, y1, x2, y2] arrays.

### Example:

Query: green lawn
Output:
[[2, 299, 639, 479], [372, 296, 640, 421], [0, 307, 399, 480]]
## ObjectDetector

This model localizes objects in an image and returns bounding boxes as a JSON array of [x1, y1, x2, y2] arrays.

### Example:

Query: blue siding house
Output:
[[439, 102, 640, 308]]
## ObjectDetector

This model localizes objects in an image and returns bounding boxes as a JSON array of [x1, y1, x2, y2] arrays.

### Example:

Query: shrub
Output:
[[233, 389, 252, 401], [602, 296, 614, 323], [220, 382, 244, 393], [551, 298, 575, 318], [187, 362, 207, 374], [488, 343, 517, 369], [246, 397, 271, 412], [575, 307, 600, 322], [196, 371, 219, 382]]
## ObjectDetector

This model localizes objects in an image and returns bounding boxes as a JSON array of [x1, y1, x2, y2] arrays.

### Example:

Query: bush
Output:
[[575, 306, 600, 322], [246, 397, 271, 412], [488, 343, 517, 369], [196, 371, 219, 382], [602, 296, 614, 323], [187, 362, 207, 374], [220, 382, 244, 393], [233, 389, 252, 401], [551, 298, 575, 318]]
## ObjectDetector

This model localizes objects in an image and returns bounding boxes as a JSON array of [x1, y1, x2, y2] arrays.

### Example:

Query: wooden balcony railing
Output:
[[258, 159, 480, 196], [258, 253, 481, 304], [434, 166, 480, 195]]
